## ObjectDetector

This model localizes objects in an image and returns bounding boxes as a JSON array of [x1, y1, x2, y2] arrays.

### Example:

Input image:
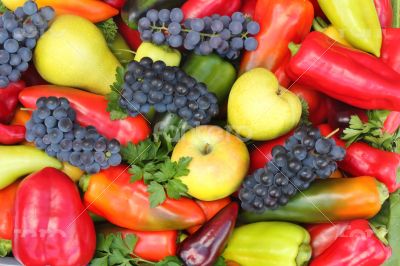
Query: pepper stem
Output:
[[325, 128, 340, 139], [312, 17, 328, 32], [79, 174, 91, 193], [296, 243, 312, 266], [0, 239, 12, 257], [369, 223, 389, 245], [288, 42, 301, 56], [20, 107, 34, 112], [376, 180, 390, 205], [392, 0, 400, 28]]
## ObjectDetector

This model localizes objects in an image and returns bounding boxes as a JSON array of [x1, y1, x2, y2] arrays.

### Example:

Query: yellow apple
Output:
[[171, 125, 249, 201]]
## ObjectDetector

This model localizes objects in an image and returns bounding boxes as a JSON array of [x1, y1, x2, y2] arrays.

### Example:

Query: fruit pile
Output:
[[0, 0, 399, 266]]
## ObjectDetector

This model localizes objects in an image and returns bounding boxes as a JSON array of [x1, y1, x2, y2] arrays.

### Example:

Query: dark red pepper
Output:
[[0, 81, 25, 124], [374, 0, 393, 28], [178, 202, 239, 266], [308, 0, 326, 19], [310, 220, 391, 266], [0, 124, 25, 145], [381, 28, 400, 74], [103, 0, 126, 9], [319, 124, 400, 193], [182, 0, 242, 19], [287, 31, 400, 111], [116, 17, 142, 51], [326, 99, 368, 132], [13, 167, 96, 266], [240, 0, 256, 18]]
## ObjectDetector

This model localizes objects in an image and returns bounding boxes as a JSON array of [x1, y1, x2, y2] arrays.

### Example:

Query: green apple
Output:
[[228, 68, 302, 141], [171, 125, 249, 201], [134, 42, 181, 67]]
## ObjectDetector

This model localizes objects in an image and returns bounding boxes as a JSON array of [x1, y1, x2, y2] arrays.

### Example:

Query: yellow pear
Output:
[[34, 15, 120, 95]]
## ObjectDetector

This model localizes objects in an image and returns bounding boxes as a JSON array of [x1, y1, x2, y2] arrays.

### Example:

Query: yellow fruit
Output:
[[61, 162, 84, 182], [134, 42, 181, 67]]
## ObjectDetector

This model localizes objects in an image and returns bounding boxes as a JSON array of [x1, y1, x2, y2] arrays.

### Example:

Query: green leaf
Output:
[[155, 256, 183, 266], [108, 249, 127, 265], [299, 97, 311, 126], [90, 256, 109, 266], [213, 257, 227, 266], [175, 157, 192, 178], [166, 179, 188, 199], [381, 191, 400, 266], [129, 165, 143, 182], [148, 181, 166, 208], [106, 67, 128, 121], [123, 234, 138, 253], [96, 233, 114, 253], [97, 18, 118, 43], [110, 233, 132, 256]]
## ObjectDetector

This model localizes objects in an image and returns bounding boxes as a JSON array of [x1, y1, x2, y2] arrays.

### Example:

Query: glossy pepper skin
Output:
[[183, 54, 236, 103], [97, 224, 177, 262], [0, 81, 25, 124], [310, 220, 391, 266], [19, 85, 151, 145], [13, 168, 96, 266], [2, 0, 118, 23], [0, 181, 20, 257], [320, 124, 400, 192], [103, 0, 126, 9], [312, 17, 352, 47], [179, 202, 238, 266], [240, 0, 256, 17], [182, 0, 241, 19], [239, 0, 314, 74], [223, 222, 312, 266], [381, 28, 400, 74], [383, 111, 400, 134], [317, 0, 382, 56], [374, 0, 393, 28], [81, 165, 206, 231], [0, 124, 25, 145], [0, 145, 62, 189], [287, 32, 400, 111], [116, 17, 142, 51], [239, 177, 388, 224]]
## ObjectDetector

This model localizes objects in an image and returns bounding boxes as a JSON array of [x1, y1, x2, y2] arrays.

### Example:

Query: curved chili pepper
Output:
[[310, 220, 391, 266], [182, 0, 242, 19], [374, 0, 393, 28], [19, 85, 151, 145], [240, 0, 256, 18], [116, 17, 142, 51], [0, 124, 25, 145], [81, 165, 206, 231], [13, 167, 96, 266], [287, 31, 400, 111], [239, 0, 314, 74], [0, 81, 25, 124], [97, 224, 178, 261], [0, 181, 20, 257], [239, 176, 388, 224], [319, 124, 400, 192]]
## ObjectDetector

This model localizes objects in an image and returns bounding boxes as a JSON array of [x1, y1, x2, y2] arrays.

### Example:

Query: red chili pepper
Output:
[[319, 124, 400, 192], [240, 0, 256, 18], [13, 167, 96, 266], [97, 224, 178, 262], [239, 0, 314, 74], [182, 0, 242, 19], [287, 31, 400, 111], [81, 165, 206, 231], [374, 0, 393, 28], [0, 81, 25, 124], [383, 111, 400, 134], [0, 124, 25, 145], [103, 0, 126, 9], [381, 28, 400, 74], [19, 85, 151, 145], [116, 17, 142, 51], [310, 220, 391, 266]]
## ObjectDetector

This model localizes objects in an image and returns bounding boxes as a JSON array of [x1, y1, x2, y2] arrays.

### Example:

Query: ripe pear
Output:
[[34, 15, 120, 95], [228, 68, 301, 141]]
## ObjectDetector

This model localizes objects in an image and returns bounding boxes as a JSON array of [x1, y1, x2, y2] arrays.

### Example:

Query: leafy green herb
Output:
[[299, 97, 311, 126], [106, 67, 128, 120], [342, 110, 400, 152], [0, 1, 9, 13], [213, 256, 227, 266], [91, 233, 183, 266], [97, 18, 118, 43]]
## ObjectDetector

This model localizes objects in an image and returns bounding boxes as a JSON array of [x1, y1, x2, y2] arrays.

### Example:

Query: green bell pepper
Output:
[[318, 0, 382, 56], [134, 42, 181, 67], [183, 54, 236, 103], [223, 222, 311, 266], [0, 145, 62, 189]]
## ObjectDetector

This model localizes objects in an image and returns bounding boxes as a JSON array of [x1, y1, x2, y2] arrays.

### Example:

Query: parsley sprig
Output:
[[97, 18, 118, 43], [342, 110, 400, 152], [106, 67, 129, 120], [91, 233, 183, 266]]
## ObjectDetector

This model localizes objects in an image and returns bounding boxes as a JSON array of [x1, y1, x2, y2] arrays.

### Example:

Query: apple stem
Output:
[[325, 128, 340, 139], [202, 143, 212, 155]]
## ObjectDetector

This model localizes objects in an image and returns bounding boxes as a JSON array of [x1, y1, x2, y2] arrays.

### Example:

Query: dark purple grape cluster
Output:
[[120, 57, 219, 126], [25, 97, 122, 174], [239, 125, 346, 212], [0, 0, 54, 88], [138, 8, 260, 60]]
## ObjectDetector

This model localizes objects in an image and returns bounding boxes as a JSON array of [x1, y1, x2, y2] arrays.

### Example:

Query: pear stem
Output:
[[325, 128, 340, 139]]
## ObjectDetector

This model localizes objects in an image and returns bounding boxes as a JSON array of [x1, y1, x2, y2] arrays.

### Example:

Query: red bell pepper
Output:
[[182, 0, 242, 19], [374, 0, 393, 28], [319, 124, 400, 192], [0, 124, 25, 145], [13, 168, 96, 266], [290, 83, 329, 125], [103, 0, 126, 9], [97, 224, 177, 261], [239, 0, 314, 74], [0, 81, 25, 124], [381, 28, 400, 73], [80, 165, 206, 231], [116, 17, 142, 51], [309, 220, 391, 266], [0, 181, 19, 257], [19, 85, 151, 145], [273, 56, 292, 88], [240, 0, 256, 18], [287, 31, 400, 111], [179, 202, 238, 266]]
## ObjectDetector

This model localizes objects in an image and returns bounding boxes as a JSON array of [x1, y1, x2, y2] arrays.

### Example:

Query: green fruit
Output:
[[34, 15, 121, 95], [228, 68, 302, 141], [134, 42, 181, 67], [108, 33, 135, 65]]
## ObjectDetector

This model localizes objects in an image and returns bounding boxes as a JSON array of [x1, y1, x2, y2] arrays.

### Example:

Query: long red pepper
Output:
[[374, 0, 393, 28], [287, 31, 400, 111], [182, 0, 242, 19], [0, 124, 25, 145], [0, 81, 25, 124], [116, 17, 142, 51], [310, 220, 391, 266]]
